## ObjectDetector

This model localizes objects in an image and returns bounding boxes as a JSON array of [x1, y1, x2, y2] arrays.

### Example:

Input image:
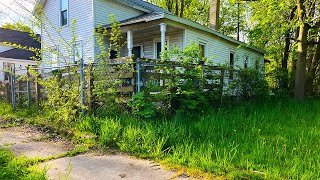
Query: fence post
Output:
[[10, 71, 16, 110], [87, 63, 94, 111], [220, 68, 225, 104], [136, 58, 141, 93], [80, 58, 86, 115], [26, 67, 31, 107], [35, 75, 40, 105], [4, 82, 10, 102]]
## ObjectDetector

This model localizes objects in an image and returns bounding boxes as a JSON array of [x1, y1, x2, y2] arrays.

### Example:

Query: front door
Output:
[[132, 46, 141, 60]]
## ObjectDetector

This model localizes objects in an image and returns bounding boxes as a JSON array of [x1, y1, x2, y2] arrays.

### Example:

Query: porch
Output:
[[97, 15, 185, 60]]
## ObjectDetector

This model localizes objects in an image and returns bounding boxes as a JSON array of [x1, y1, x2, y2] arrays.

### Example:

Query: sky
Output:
[[0, 0, 35, 26]]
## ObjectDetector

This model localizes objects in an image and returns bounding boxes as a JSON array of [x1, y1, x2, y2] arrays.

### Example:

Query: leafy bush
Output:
[[229, 68, 269, 99]]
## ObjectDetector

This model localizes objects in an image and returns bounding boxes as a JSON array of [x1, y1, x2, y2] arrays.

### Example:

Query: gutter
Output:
[[163, 13, 266, 55]]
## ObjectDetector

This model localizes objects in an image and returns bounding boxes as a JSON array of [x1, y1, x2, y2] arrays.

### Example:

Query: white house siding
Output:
[[185, 28, 264, 88], [185, 29, 264, 67], [93, 0, 144, 58], [41, 0, 94, 68], [94, 0, 143, 26], [0, 58, 38, 81]]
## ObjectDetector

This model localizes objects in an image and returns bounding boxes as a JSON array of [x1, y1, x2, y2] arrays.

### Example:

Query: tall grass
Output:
[[2, 99, 320, 179], [79, 99, 320, 179], [0, 148, 46, 180]]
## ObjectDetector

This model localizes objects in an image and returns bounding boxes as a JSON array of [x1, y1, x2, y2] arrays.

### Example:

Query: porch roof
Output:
[[103, 12, 265, 55]]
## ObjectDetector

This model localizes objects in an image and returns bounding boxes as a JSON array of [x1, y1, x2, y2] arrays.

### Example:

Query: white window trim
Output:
[[197, 38, 208, 58], [133, 44, 144, 58], [59, 0, 69, 27], [153, 37, 170, 59], [244, 55, 249, 68]]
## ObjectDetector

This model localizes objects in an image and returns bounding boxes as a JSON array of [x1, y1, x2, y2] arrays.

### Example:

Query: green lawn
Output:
[[0, 149, 46, 180], [1, 99, 320, 179]]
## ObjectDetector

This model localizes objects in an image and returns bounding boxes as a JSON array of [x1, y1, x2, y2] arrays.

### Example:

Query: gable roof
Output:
[[113, 0, 170, 14], [0, 28, 40, 60], [103, 12, 265, 54], [35, 0, 170, 14]]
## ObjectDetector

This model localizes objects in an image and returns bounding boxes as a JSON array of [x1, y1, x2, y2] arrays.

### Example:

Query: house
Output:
[[0, 28, 40, 82], [36, 0, 264, 74]]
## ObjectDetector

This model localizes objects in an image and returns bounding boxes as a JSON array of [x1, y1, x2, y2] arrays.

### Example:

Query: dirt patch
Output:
[[0, 126, 73, 158]]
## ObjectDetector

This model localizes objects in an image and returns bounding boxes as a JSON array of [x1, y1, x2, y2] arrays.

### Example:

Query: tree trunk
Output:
[[294, 0, 308, 101], [209, 0, 220, 30], [175, 0, 179, 16], [306, 42, 320, 94], [281, 32, 290, 90], [280, 7, 296, 91], [180, 0, 184, 17]]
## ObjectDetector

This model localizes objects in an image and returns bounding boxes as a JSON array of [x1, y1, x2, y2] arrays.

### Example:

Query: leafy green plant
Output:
[[128, 92, 156, 119], [229, 68, 269, 100]]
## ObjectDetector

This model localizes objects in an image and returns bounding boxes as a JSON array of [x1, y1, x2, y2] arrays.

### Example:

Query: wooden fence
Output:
[[1, 58, 226, 110]]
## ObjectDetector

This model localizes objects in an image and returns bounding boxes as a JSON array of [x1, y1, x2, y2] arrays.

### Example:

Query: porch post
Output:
[[160, 23, 167, 52], [127, 30, 133, 57]]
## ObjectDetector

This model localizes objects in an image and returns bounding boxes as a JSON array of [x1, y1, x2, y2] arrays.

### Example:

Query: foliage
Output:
[[0, 149, 46, 180], [93, 14, 132, 115], [128, 92, 156, 119], [76, 99, 320, 179], [129, 42, 220, 118], [229, 68, 269, 99], [1, 22, 34, 34]]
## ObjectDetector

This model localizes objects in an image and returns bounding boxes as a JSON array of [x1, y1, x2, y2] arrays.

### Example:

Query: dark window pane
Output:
[[156, 42, 161, 59], [110, 50, 117, 59], [61, 10, 67, 26], [244, 56, 249, 68], [229, 53, 234, 80], [199, 44, 205, 59], [132, 46, 141, 60]]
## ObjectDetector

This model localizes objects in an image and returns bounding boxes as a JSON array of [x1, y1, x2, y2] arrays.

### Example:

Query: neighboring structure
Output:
[[36, 0, 265, 76], [0, 28, 40, 81]]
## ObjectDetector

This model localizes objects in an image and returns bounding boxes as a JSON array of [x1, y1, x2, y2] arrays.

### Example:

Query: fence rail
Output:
[[0, 58, 227, 111]]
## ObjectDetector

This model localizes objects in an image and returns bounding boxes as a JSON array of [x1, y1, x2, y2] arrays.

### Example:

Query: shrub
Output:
[[229, 68, 269, 99]]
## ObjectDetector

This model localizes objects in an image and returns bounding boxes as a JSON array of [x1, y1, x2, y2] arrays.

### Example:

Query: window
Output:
[[229, 52, 235, 80], [155, 41, 168, 59], [199, 44, 205, 60], [3, 63, 14, 81], [255, 58, 260, 70], [244, 55, 249, 68], [110, 50, 118, 59], [73, 42, 83, 63], [60, 0, 68, 26]]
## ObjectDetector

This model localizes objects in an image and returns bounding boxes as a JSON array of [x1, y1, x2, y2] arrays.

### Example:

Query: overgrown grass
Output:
[[77, 99, 320, 179], [2, 99, 320, 179], [0, 148, 46, 180]]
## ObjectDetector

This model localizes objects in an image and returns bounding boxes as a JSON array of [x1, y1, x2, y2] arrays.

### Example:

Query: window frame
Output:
[[153, 37, 169, 60], [244, 55, 249, 68], [60, 0, 69, 27], [229, 51, 235, 80], [197, 39, 208, 60]]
